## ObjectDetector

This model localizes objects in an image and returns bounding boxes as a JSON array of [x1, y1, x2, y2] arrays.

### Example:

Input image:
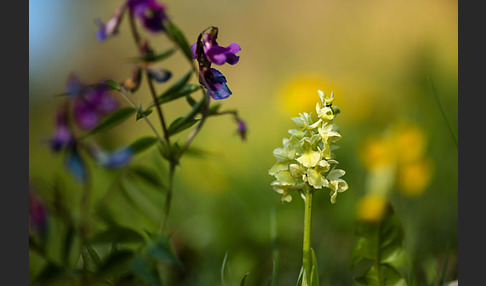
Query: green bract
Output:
[[269, 90, 348, 204]]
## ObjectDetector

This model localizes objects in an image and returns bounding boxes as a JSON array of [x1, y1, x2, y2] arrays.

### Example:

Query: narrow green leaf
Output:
[[97, 249, 134, 279], [240, 272, 250, 286], [136, 108, 153, 121], [167, 117, 199, 136], [81, 244, 102, 272], [208, 102, 222, 115], [296, 266, 303, 286], [83, 107, 136, 137], [148, 70, 193, 108], [157, 84, 201, 105], [164, 21, 195, 63], [102, 79, 122, 91], [167, 96, 205, 136], [62, 225, 76, 266], [129, 136, 159, 154], [221, 252, 228, 286], [310, 248, 319, 286], [90, 226, 145, 244], [136, 48, 177, 63], [129, 166, 165, 189]]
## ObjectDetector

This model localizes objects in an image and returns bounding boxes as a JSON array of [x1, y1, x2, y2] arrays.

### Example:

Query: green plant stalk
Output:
[[302, 186, 314, 284], [428, 77, 458, 149]]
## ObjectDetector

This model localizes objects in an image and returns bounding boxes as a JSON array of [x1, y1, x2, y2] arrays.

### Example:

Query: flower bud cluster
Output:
[[269, 90, 348, 204]]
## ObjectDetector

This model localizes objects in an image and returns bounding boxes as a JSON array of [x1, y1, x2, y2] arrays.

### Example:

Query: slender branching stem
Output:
[[159, 162, 176, 233], [114, 89, 165, 144]]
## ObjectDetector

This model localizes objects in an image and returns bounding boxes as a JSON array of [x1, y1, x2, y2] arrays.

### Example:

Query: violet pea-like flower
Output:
[[128, 0, 168, 33], [201, 68, 232, 100], [49, 104, 76, 152], [192, 26, 241, 100], [191, 27, 241, 66], [66, 75, 119, 131]]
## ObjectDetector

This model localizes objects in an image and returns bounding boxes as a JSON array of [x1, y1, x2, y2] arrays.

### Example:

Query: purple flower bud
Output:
[[237, 119, 247, 141], [29, 189, 47, 235], [128, 0, 168, 33], [95, 7, 125, 41]]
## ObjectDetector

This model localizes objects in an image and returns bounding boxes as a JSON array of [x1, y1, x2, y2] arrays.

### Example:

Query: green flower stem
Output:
[[302, 185, 314, 284], [159, 162, 176, 233], [145, 71, 171, 145], [114, 89, 165, 145]]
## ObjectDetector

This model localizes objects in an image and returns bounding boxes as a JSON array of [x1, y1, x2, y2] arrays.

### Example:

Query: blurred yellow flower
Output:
[[356, 195, 388, 223], [360, 135, 396, 170], [398, 158, 433, 197], [392, 122, 427, 164]]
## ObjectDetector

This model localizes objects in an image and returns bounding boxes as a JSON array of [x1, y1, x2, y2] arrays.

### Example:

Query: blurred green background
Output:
[[29, 0, 457, 285]]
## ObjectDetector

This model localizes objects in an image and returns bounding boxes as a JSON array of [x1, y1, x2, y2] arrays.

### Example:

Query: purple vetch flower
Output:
[[71, 80, 119, 130], [93, 146, 134, 168], [237, 119, 247, 141], [95, 6, 126, 41], [128, 0, 168, 33], [191, 27, 241, 66], [49, 103, 76, 152], [192, 26, 241, 100], [202, 68, 232, 100], [29, 188, 47, 235]]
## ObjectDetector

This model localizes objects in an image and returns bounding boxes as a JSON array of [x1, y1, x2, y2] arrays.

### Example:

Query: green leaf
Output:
[[157, 84, 201, 105], [221, 252, 228, 286], [208, 102, 222, 115], [136, 48, 177, 63], [296, 266, 303, 286], [167, 116, 199, 136], [129, 165, 165, 189], [355, 264, 407, 286], [81, 244, 102, 272], [164, 21, 195, 64], [131, 254, 162, 286], [136, 108, 153, 121], [97, 249, 135, 279], [351, 203, 406, 286], [146, 234, 182, 268], [62, 225, 76, 266], [240, 272, 250, 286], [129, 136, 159, 154], [102, 79, 122, 91], [310, 248, 319, 286], [83, 107, 137, 137], [167, 96, 205, 136], [90, 226, 145, 244], [148, 70, 193, 109]]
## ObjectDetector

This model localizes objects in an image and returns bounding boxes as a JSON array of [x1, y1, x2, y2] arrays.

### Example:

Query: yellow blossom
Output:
[[398, 158, 433, 197], [356, 195, 388, 223]]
